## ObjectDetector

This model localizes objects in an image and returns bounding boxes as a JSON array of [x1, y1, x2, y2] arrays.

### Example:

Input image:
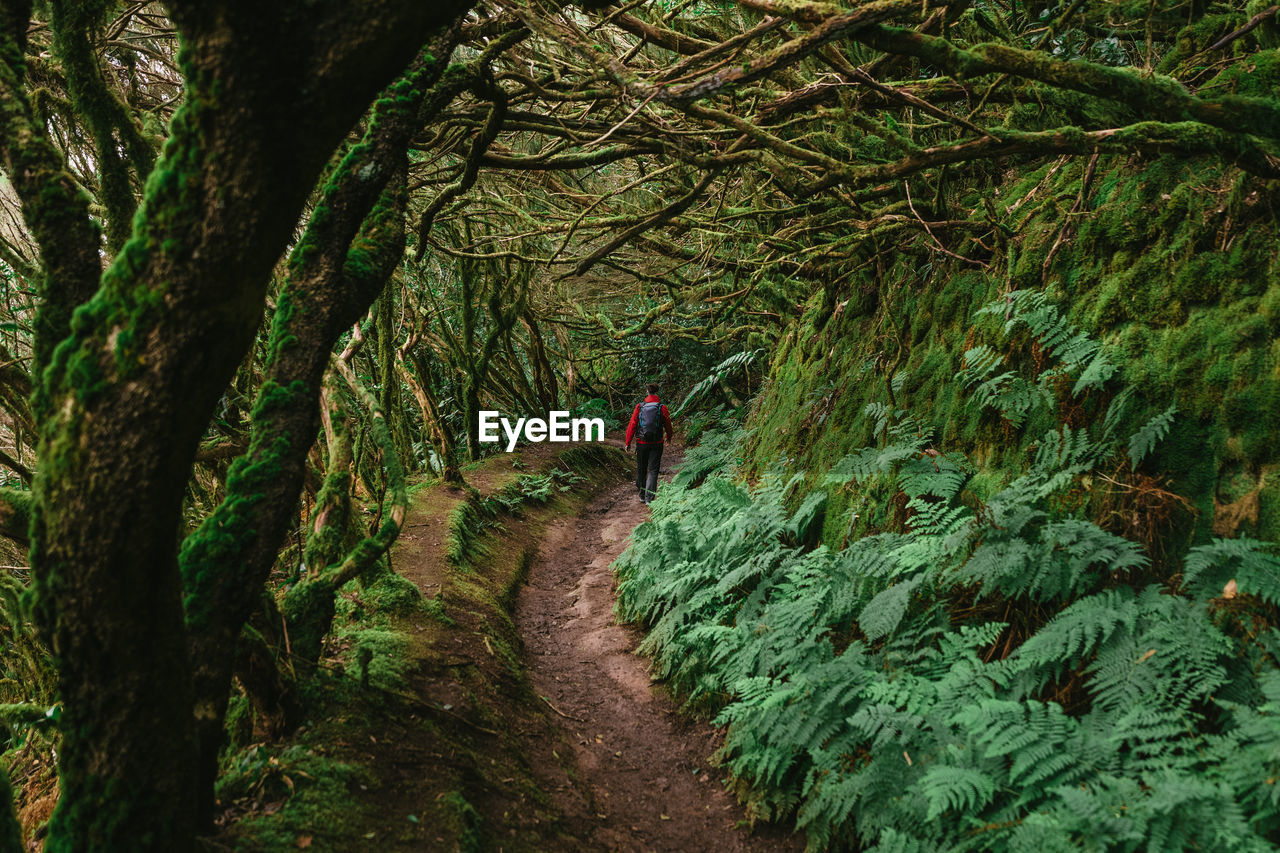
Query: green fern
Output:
[[1183, 536, 1280, 604], [610, 292, 1280, 851], [1128, 404, 1177, 467], [920, 765, 997, 820], [673, 349, 763, 418]]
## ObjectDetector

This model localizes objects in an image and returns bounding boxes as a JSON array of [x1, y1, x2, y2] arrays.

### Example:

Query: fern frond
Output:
[[920, 765, 996, 820], [1183, 537, 1280, 604], [1128, 404, 1177, 467], [860, 575, 925, 642]]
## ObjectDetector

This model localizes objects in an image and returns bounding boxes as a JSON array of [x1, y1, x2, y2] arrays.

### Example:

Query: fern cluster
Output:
[[613, 292, 1280, 851]]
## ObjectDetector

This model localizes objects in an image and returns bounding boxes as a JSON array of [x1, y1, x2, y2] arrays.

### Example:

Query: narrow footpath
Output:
[[514, 446, 800, 852], [212, 443, 800, 851]]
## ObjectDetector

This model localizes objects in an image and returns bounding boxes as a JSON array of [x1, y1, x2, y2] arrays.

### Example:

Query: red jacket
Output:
[[626, 395, 673, 446]]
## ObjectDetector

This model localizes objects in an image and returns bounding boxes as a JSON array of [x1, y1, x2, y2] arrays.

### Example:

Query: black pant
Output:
[[636, 443, 663, 503]]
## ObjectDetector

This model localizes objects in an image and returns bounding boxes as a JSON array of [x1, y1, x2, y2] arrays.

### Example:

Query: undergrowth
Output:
[[216, 444, 624, 850], [216, 744, 376, 851], [614, 292, 1280, 851]]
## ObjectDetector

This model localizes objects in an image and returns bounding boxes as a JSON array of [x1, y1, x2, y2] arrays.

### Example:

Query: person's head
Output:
[[647, 382, 659, 396]]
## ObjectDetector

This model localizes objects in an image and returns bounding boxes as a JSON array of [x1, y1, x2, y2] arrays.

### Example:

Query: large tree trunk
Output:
[[178, 40, 463, 828], [4, 3, 473, 848]]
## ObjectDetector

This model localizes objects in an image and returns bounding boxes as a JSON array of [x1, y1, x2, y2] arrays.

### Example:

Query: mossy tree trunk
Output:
[[0, 2, 473, 849], [401, 349, 465, 485], [454, 247, 526, 460], [280, 349, 410, 673], [523, 310, 560, 412], [178, 36, 463, 830]]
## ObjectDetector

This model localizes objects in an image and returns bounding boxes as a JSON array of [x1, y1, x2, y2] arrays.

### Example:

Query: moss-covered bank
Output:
[[747, 146, 1280, 549]]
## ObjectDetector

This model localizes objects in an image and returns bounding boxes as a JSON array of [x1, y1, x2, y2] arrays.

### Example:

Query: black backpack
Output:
[[637, 401, 662, 443]]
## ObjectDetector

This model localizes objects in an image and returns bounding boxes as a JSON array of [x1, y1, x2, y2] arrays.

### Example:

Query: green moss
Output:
[[217, 744, 376, 851], [745, 148, 1280, 549], [223, 694, 253, 754], [216, 443, 621, 849], [420, 595, 456, 627], [359, 567, 423, 616], [337, 628, 412, 691], [279, 577, 337, 671], [439, 790, 484, 853], [444, 500, 489, 568], [48, 0, 155, 250], [266, 287, 299, 362], [181, 376, 311, 627], [0, 767, 21, 853]]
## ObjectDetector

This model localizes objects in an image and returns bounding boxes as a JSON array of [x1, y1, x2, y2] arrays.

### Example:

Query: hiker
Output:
[[625, 383, 674, 504]]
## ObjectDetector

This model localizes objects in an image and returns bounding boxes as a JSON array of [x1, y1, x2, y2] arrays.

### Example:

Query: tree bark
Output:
[[400, 350, 464, 485], [9, 3, 473, 848], [178, 59, 446, 831]]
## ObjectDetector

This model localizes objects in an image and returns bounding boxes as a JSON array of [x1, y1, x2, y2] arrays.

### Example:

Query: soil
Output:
[[211, 442, 802, 852], [514, 445, 802, 852]]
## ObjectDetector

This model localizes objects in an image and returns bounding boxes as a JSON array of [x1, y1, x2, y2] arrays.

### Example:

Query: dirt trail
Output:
[[515, 446, 800, 852]]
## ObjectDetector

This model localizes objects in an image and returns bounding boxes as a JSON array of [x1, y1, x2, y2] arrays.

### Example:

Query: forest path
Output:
[[514, 445, 800, 852]]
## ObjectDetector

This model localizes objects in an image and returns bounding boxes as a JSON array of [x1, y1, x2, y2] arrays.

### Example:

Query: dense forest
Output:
[[0, 0, 1278, 849]]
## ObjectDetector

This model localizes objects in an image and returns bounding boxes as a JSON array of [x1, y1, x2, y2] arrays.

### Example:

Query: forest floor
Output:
[[513, 444, 799, 852], [214, 439, 798, 852]]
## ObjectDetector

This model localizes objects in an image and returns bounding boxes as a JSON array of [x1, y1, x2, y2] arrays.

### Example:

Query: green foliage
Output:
[[680, 405, 737, 448], [477, 466, 586, 512], [671, 423, 748, 489], [0, 767, 21, 853], [1129, 404, 1178, 468], [746, 151, 1280, 549], [358, 568, 423, 616], [338, 628, 413, 691], [515, 467, 585, 503], [0, 570, 53, 755], [439, 790, 484, 853], [570, 397, 622, 432], [217, 743, 376, 851], [956, 288, 1117, 430], [614, 297, 1280, 850], [674, 349, 763, 418]]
